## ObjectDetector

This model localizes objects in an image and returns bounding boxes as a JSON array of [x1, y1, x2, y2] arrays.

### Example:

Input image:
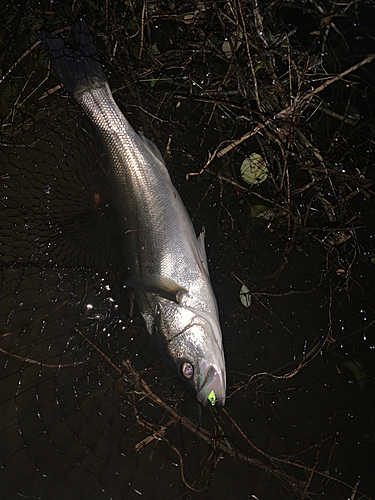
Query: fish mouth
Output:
[[197, 366, 226, 407]]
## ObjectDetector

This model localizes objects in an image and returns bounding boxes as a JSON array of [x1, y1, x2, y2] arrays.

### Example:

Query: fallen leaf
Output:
[[325, 232, 351, 246], [344, 359, 368, 391], [222, 32, 242, 59], [151, 43, 160, 55], [239, 284, 251, 308], [250, 204, 274, 220], [183, 13, 195, 24], [240, 153, 268, 185]]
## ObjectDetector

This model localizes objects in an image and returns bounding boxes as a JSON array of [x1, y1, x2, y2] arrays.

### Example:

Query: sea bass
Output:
[[40, 19, 226, 406]]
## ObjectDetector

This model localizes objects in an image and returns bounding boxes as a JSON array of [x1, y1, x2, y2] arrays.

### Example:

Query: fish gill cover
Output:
[[0, 1, 375, 499]]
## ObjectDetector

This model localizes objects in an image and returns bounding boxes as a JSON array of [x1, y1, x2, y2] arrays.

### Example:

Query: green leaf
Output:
[[84, 0, 99, 10], [211, 36, 222, 46], [250, 205, 274, 220], [151, 43, 160, 55], [240, 153, 268, 185], [344, 359, 368, 391], [239, 284, 251, 308]]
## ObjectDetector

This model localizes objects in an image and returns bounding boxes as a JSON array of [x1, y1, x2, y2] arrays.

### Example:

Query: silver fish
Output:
[[40, 19, 226, 406]]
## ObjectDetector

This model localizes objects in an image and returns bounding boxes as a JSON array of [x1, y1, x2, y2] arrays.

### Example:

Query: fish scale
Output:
[[40, 19, 226, 406]]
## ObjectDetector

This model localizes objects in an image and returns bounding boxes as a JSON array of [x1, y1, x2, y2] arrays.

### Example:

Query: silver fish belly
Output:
[[40, 19, 226, 406]]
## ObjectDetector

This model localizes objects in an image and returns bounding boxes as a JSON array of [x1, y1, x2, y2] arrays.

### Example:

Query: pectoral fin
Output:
[[125, 274, 188, 304]]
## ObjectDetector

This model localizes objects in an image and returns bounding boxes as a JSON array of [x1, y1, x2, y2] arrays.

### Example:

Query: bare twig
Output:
[[195, 54, 375, 168]]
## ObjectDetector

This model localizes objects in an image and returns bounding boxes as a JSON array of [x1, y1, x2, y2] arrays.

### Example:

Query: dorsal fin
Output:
[[138, 133, 166, 166]]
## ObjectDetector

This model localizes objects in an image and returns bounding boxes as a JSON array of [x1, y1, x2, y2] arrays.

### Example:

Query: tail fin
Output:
[[39, 19, 107, 98]]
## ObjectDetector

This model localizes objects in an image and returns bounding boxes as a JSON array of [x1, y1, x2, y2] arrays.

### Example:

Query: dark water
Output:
[[0, 2, 375, 499]]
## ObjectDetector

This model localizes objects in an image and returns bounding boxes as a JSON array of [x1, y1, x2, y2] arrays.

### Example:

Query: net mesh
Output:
[[1, 1, 374, 499]]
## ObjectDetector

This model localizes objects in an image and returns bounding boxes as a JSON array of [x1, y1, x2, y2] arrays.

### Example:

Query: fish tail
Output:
[[39, 19, 107, 98]]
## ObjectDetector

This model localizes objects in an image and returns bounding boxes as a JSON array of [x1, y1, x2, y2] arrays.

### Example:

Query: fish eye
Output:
[[181, 362, 194, 379]]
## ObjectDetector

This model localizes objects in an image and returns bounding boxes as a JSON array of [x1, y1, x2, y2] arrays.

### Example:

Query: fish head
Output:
[[154, 301, 226, 406]]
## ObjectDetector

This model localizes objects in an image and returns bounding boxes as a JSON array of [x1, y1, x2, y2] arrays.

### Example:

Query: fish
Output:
[[39, 19, 226, 406]]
